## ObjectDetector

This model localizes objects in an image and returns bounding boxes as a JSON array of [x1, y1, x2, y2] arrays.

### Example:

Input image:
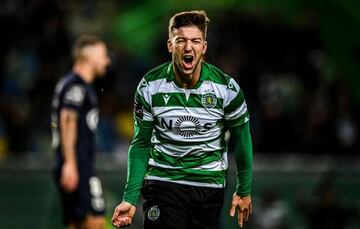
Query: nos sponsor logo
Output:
[[160, 116, 214, 137]]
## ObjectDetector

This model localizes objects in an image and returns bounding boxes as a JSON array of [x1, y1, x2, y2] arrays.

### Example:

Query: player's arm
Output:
[[230, 122, 253, 197], [112, 87, 153, 228], [59, 84, 86, 193], [122, 120, 153, 204], [60, 108, 79, 193], [229, 122, 253, 227], [112, 122, 152, 228], [224, 78, 253, 228]]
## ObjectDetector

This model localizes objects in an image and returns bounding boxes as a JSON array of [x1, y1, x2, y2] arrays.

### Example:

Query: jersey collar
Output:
[[166, 61, 210, 88]]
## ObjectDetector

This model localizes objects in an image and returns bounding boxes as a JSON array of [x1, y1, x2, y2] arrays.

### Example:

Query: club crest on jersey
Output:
[[202, 93, 217, 109], [147, 205, 160, 221]]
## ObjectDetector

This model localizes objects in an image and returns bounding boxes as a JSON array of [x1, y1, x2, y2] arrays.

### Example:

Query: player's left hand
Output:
[[229, 193, 252, 228], [112, 201, 136, 228]]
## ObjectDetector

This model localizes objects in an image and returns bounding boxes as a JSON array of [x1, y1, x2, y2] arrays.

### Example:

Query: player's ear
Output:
[[202, 40, 208, 55], [167, 39, 173, 53]]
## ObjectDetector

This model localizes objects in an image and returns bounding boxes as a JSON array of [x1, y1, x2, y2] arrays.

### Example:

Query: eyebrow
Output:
[[175, 36, 203, 41]]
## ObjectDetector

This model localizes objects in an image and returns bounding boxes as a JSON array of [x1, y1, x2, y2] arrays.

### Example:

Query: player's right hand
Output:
[[230, 193, 252, 228], [60, 161, 79, 193], [112, 201, 136, 228]]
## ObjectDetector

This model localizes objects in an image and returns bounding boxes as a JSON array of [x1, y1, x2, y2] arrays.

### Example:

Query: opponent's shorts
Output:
[[54, 172, 106, 225], [141, 180, 224, 229]]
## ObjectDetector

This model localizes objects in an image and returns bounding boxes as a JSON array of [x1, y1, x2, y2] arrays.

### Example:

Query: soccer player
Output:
[[51, 35, 110, 229], [112, 10, 253, 228]]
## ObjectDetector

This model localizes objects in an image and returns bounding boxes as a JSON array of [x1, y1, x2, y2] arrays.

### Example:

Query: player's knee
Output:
[[84, 216, 105, 229]]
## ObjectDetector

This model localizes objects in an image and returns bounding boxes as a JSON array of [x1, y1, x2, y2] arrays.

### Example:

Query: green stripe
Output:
[[225, 112, 250, 127], [143, 62, 170, 82], [224, 90, 245, 114], [150, 148, 222, 168], [146, 166, 226, 184], [202, 62, 231, 85], [152, 92, 223, 109], [134, 119, 153, 128]]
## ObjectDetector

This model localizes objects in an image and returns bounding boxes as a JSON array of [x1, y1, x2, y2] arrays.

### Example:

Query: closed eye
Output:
[[176, 38, 185, 44]]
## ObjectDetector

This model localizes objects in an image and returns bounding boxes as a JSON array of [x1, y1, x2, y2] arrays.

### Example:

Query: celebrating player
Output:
[[112, 10, 253, 228]]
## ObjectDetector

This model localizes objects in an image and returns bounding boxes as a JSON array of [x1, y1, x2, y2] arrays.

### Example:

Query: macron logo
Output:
[[163, 94, 170, 105]]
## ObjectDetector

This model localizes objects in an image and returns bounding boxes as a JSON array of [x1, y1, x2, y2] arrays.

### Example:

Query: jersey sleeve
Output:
[[122, 78, 154, 205], [224, 78, 250, 128], [133, 78, 153, 129], [229, 122, 253, 196], [61, 84, 86, 112]]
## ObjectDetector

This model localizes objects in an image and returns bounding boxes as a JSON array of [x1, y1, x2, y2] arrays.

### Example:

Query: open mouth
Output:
[[183, 55, 194, 69]]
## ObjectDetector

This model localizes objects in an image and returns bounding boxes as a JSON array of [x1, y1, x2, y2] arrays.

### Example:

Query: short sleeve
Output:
[[224, 78, 250, 128], [61, 84, 86, 112]]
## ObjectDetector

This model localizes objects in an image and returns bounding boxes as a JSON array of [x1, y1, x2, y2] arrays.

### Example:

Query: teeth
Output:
[[184, 55, 193, 61]]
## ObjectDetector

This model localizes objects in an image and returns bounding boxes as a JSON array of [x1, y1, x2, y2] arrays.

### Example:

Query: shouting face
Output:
[[168, 25, 207, 83]]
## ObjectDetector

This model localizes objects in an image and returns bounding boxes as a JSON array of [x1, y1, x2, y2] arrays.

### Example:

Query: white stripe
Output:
[[137, 87, 152, 107], [141, 76, 242, 109], [147, 78, 172, 95], [148, 158, 182, 169], [153, 138, 223, 156], [142, 109, 154, 121], [223, 79, 241, 108], [224, 101, 247, 120], [146, 78, 233, 100], [144, 176, 225, 188], [152, 106, 224, 143], [154, 106, 223, 119], [153, 126, 223, 143], [192, 152, 228, 171]]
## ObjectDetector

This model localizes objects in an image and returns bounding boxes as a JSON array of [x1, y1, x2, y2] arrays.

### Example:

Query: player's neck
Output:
[[73, 62, 95, 84], [173, 63, 201, 89]]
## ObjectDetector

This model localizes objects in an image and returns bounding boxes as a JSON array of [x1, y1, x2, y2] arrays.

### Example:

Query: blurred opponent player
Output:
[[112, 10, 253, 228], [51, 35, 110, 229]]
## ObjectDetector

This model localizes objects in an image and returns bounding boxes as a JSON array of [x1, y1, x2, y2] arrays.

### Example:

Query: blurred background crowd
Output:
[[0, 0, 359, 157], [0, 0, 359, 228]]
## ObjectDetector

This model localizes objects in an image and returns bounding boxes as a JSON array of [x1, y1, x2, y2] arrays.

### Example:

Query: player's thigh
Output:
[[78, 175, 106, 215], [190, 187, 224, 229], [142, 181, 188, 229]]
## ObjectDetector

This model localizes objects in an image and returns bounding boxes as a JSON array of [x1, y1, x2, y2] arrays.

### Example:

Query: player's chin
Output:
[[181, 68, 194, 75], [97, 70, 107, 77]]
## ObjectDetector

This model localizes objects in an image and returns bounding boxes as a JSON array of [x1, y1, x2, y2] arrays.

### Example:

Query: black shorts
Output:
[[141, 180, 224, 229], [54, 172, 106, 225]]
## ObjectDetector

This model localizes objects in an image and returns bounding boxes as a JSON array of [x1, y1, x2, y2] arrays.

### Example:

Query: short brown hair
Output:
[[72, 34, 103, 60], [168, 10, 210, 38]]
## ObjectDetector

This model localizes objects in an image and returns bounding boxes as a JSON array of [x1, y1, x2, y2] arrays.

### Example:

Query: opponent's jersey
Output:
[[134, 61, 250, 188], [51, 72, 99, 175]]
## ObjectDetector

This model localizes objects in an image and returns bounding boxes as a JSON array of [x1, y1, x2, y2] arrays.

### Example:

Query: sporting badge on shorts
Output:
[[202, 92, 217, 109], [147, 205, 160, 221]]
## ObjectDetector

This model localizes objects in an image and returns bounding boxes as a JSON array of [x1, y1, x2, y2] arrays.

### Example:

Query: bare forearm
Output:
[[60, 109, 78, 163]]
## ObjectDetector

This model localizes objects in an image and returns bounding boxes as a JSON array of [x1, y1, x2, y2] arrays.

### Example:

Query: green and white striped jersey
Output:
[[133, 61, 250, 188]]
